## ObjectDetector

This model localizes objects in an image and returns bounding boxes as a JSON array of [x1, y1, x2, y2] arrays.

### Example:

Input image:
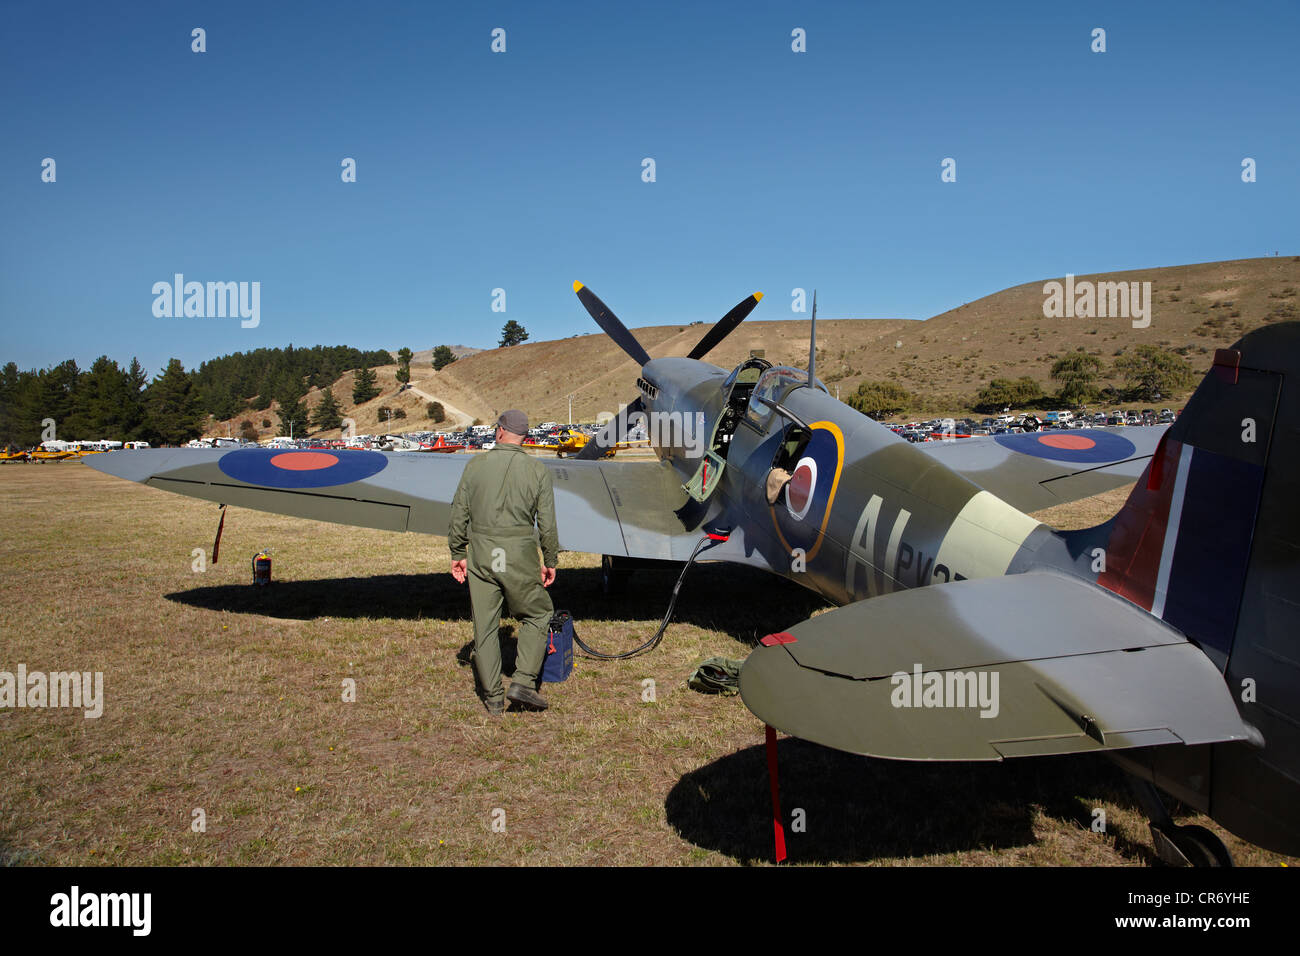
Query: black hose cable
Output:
[[573, 535, 719, 660]]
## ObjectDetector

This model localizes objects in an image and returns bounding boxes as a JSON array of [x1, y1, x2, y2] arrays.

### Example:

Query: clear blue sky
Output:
[[2, 0, 1296, 378]]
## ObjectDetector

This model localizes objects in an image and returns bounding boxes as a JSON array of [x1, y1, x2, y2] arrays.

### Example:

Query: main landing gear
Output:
[[1127, 776, 1233, 866]]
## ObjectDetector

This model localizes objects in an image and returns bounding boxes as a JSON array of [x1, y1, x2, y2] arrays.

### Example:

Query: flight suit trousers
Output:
[[466, 532, 554, 703]]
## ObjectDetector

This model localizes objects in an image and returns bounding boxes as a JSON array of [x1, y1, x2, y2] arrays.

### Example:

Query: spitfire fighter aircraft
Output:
[[86, 284, 1300, 864]]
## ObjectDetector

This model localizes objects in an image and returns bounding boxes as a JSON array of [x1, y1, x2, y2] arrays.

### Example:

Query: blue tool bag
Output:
[[542, 610, 575, 683]]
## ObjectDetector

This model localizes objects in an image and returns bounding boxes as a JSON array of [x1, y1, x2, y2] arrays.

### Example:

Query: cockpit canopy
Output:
[[752, 366, 813, 404], [722, 357, 771, 390], [744, 365, 829, 426]]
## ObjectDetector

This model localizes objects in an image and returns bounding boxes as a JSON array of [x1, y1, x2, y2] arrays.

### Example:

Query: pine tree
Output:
[[12, 369, 45, 447], [205, 382, 243, 422], [72, 356, 133, 437], [396, 347, 412, 385], [123, 358, 148, 441], [499, 321, 528, 347], [276, 374, 309, 437], [32, 360, 81, 441], [0, 362, 22, 447], [352, 366, 380, 404], [312, 388, 344, 432], [142, 359, 203, 445], [432, 345, 457, 370]]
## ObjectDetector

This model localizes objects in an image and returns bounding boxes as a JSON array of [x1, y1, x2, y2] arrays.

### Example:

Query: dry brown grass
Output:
[[1, 465, 1295, 867]]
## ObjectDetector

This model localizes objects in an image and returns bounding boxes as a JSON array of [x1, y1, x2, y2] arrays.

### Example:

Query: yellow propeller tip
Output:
[[573, 280, 585, 292], [753, 292, 764, 301]]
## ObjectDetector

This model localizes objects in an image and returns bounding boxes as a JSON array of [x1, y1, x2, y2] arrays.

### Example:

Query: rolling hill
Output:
[[206, 256, 1299, 438]]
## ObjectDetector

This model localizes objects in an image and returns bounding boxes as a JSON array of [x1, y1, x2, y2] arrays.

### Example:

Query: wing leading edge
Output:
[[82, 447, 762, 565]]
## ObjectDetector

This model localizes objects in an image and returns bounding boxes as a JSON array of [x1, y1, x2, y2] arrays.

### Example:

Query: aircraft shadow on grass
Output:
[[164, 563, 829, 645], [665, 740, 1165, 865], [165, 566, 1170, 863]]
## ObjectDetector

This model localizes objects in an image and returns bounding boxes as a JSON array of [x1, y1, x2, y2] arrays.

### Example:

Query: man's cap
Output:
[[496, 410, 528, 435]]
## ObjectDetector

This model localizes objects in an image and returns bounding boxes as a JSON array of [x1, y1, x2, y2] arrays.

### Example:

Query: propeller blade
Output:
[[573, 281, 652, 367], [575, 396, 644, 460], [687, 292, 763, 360]]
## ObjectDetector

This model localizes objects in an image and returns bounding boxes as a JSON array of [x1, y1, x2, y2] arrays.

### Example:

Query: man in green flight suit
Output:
[[448, 409, 559, 715]]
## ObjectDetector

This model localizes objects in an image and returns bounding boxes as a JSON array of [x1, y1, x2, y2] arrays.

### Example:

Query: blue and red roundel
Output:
[[217, 449, 389, 488], [770, 422, 845, 561], [994, 430, 1136, 464]]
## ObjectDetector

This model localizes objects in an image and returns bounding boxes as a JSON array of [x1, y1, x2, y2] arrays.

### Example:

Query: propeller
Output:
[[570, 282, 764, 460], [575, 396, 644, 460], [573, 281, 651, 367], [687, 292, 763, 359]]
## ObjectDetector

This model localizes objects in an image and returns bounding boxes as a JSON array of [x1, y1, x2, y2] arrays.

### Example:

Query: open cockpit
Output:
[[682, 359, 831, 504], [681, 356, 771, 503]]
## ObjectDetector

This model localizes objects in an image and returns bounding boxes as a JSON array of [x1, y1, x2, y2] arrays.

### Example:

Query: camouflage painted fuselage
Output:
[[634, 356, 1093, 605]]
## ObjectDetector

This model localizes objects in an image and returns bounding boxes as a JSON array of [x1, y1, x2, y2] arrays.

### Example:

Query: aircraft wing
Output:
[[740, 570, 1252, 760], [916, 426, 1166, 512], [82, 448, 742, 563]]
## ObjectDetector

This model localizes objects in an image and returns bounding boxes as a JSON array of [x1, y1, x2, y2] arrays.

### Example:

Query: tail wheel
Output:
[[1151, 823, 1234, 867]]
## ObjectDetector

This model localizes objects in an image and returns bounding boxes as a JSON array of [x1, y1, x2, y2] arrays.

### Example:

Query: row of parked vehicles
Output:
[[179, 424, 609, 455], [1060, 408, 1179, 427], [0, 439, 153, 462], [885, 408, 1178, 443]]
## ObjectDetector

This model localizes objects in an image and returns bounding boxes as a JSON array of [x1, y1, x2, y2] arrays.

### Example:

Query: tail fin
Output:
[[1094, 325, 1292, 666], [1095, 320, 1300, 853]]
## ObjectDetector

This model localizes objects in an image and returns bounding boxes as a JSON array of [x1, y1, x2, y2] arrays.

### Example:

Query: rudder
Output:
[[1094, 321, 1300, 854]]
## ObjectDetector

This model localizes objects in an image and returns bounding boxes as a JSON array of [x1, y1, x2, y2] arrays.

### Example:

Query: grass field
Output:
[[1, 464, 1295, 867]]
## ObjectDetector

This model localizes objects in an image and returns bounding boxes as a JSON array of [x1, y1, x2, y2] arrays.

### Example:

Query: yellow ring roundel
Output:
[[770, 421, 844, 562]]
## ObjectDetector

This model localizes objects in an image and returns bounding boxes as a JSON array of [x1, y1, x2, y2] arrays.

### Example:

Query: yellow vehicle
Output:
[[524, 428, 650, 458], [523, 429, 606, 458], [554, 430, 597, 457], [70, 441, 115, 458]]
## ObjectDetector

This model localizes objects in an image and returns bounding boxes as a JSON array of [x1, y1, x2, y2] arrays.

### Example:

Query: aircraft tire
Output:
[[1172, 824, 1234, 867], [1155, 824, 1234, 867]]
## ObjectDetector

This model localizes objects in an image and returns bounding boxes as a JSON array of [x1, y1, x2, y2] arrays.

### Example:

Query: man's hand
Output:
[[541, 566, 556, 588], [450, 559, 468, 584]]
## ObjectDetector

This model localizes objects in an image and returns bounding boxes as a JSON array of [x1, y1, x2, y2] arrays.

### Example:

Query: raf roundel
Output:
[[769, 421, 845, 563], [785, 457, 818, 521], [994, 429, 1137, 464], [218, 448, 389, 489]]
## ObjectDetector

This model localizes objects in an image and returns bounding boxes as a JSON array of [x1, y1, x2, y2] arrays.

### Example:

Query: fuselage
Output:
[[636, 355, 1054, 607]]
